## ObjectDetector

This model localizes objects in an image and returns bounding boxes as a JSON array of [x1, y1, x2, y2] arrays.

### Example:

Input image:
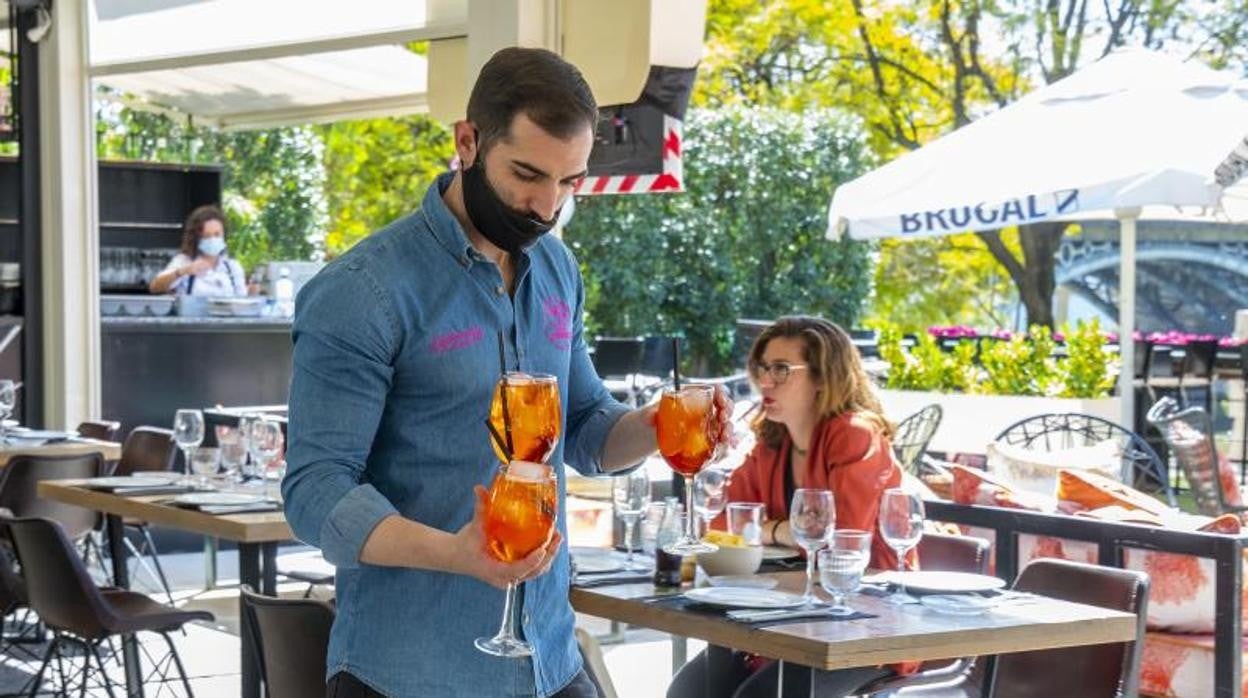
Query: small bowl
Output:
[[696, 544, 764, 577]]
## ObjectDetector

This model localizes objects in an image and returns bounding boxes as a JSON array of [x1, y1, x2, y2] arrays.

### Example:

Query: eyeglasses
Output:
[[749, 361, 808, 385]]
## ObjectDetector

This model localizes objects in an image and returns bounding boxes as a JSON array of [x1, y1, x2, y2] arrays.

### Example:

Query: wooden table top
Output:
[[37, 480, 293, 544], [0, 439, 122, 466], [570, 572, 1137, 671]]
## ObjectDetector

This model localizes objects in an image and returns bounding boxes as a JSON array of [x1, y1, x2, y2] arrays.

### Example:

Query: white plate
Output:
[[83, 476, 174, 489], [683, 587, 807, 610], [173, 492, 268, 507], [919, 594, 998, 616], [707, 575, 779, 590], [761, 546, 800, 561], [573, 557, 624, 575], [875, 571, 1006, 594]]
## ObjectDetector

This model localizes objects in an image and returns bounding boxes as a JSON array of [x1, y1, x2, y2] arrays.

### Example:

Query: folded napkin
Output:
[[194, 502, 282, 516], [109, 485, 196, 497], [572, 572, 654, 588], [644, 594, 875, 627]]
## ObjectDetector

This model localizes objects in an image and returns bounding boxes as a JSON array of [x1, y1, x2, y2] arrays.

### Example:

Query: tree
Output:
[[319, 116, 454, 256], [565, 107, 874, 374]]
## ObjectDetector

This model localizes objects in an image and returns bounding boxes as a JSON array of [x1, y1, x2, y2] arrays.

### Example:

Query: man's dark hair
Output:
[[467, 47, 598, 154]]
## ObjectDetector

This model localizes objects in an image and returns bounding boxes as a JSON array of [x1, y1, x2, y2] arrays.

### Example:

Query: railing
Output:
[[925, 500, 1245, 698]]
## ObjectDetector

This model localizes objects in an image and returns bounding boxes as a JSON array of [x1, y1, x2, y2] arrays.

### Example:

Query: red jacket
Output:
[[716, 411, 916, 571]]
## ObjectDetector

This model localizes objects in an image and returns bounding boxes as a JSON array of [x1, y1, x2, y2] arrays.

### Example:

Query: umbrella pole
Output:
[[1116, 207, 1140, 431]]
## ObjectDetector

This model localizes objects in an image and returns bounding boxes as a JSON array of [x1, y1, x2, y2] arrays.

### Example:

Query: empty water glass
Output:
[[727, 502, 766, 546], [190, 447, 220, 489], [217, 426, 246, 482], [818, 530, 873, 616], [612, 468, 651, 571], [639, 501, 667, 556], [692, 468, 728, 537]]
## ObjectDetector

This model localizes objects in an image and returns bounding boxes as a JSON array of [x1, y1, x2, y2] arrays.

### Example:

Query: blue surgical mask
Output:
[[198, 236, 226, 257]]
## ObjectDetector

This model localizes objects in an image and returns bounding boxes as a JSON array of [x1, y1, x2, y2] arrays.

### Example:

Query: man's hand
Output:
[[449, 485, 563, 589]]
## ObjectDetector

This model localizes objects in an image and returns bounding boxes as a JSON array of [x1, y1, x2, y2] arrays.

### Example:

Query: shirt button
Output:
[[495, 285, 505, 295], [524, 613, 531, 625]]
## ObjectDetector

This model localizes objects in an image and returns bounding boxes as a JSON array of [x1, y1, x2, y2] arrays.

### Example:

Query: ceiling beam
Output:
[[213, 93, 429, 131], [89, 22, 466, 78]]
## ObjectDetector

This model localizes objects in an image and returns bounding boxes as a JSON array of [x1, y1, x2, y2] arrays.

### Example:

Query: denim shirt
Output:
[[283, 173, 630, 697]]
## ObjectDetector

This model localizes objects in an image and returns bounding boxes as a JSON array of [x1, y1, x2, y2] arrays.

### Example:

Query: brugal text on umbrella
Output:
[[900, 189, 1081, 234]]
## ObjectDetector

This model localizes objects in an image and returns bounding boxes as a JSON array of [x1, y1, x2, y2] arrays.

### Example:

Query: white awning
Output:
[[88, 0, 465, 130]]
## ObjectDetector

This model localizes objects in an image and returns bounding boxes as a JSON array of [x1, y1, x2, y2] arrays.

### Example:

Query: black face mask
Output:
[[460, 155, 559, 257]]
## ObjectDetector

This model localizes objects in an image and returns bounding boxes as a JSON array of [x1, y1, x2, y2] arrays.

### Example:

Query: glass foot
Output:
[[826, 605, 855, 616], [474, 634, 533, 658]]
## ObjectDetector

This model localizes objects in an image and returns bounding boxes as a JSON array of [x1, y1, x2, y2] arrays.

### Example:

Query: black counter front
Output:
[[102, 316, 293, 436]]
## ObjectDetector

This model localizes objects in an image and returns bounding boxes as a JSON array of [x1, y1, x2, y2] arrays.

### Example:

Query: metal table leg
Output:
[[106, 515, 145, 698], [238, 542, 276, 698]]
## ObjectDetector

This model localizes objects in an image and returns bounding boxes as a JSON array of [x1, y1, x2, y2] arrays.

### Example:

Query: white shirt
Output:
[[162, 253, 247, 297]]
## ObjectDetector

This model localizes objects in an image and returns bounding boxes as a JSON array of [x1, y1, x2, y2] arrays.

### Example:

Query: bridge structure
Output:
[[1057, 220, 1248, 335]]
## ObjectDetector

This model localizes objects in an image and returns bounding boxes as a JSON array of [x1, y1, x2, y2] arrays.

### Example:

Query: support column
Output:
[[1116, 207, 1140, 430], [37, 0, 101, 429]]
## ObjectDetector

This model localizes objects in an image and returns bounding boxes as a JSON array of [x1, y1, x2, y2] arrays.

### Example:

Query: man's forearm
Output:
[[359, 514, 459, 571], [599, 406, 658, 473]]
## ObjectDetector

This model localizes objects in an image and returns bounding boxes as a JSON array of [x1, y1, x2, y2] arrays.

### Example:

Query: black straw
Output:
[[496, 331, 515, 458], [672, 338, 682, 390], [485, 419, 513, 461]]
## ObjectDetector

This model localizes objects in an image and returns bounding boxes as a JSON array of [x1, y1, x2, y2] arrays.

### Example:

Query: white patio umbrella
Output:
[[827, 48, 1248, 427]]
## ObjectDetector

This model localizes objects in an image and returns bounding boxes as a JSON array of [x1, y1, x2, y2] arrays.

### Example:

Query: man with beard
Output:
[[283, 48, 731, 697]]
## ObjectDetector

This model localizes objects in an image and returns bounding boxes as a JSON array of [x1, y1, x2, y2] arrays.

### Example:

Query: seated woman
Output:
[[667, 315, 915, 698], [149, 204, 247, 297]]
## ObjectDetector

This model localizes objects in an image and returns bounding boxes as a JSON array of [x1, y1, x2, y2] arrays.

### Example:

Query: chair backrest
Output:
[[1146, 396, 1229, 516], [993, 558, 1148, 698], [76, 420, 121, 442], [5, 517, 113, 639], [240, 585, 334, 698], [591, 337, 645, 380], [114, 426, 178, 477], [994, 412, 1176, 507], [1182, 341, 1219, 380], [916, 531, 989, 574], [639, 336, 678, 378], [0, 453, 103, 540], [892, 404, 943, 475], [1147, 344, 1178, 379]]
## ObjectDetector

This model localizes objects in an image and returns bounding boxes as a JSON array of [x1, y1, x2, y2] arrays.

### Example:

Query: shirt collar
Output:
[[422, 171, 537, 268]]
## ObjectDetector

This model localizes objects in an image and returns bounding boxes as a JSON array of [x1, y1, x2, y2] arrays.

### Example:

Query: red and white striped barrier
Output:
[[575, 115, 684, 196]]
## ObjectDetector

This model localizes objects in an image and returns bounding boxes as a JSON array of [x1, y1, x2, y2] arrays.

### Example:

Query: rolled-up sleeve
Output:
[[561, 268, 630, 476], [282, 261, 400, 568]]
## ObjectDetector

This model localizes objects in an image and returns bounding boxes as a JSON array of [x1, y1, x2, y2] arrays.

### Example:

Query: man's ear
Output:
[[453, 121, 478, 168]]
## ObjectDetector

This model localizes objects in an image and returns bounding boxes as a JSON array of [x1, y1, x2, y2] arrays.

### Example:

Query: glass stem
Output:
[[804, 549, 816, 601], [684, 476, 696, 541], [495, 582, 520, 639], [623, 518, 636, 565]]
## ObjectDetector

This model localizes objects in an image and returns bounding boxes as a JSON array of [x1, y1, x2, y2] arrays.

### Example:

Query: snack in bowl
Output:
[[697, 530, 764, 577]]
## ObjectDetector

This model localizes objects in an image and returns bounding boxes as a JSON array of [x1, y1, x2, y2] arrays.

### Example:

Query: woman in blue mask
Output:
[[150, 204, 247, 297]]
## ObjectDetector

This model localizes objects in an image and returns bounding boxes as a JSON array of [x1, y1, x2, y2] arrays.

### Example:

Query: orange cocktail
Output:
[[483, 463, 557, 562], [489, 372, 561, 464], [655, 385, 719, 554]]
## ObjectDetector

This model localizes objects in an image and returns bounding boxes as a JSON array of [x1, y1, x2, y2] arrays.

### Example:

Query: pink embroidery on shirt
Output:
[[542, 297, 573, 350], [430, 326, 485, 355]]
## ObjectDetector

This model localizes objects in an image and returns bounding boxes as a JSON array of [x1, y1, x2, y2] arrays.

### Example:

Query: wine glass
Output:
[[172, 409, 204, 487], [612, 468, 651, 571], [248, 419, 284, 491], [237, 415, 259, 483], [655, 385, 719, 555], [475, 461, 558, 657], [879, 488, 925, 603], [692, 468, 728, 537], [488, 372, 561, 464], [0, 379, 15, 443], [789, 488, 835, 604], [818, 529, 873, 616], [216, 426, 247, 483], [477, 373, 562, 658]]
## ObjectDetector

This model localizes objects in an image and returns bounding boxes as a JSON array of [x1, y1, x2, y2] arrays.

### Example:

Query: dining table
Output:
[[0, 436, 121, 466], [570, 568, 1138, 698], [37, 479, 292, 698]]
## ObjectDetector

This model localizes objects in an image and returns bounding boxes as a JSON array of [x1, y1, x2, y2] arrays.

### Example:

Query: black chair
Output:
[[892, 405, 943, 476], [76, 420, 121, 443], [990, 559, 1149, 698], [591, 336, 645, 405], [240, 585, 334, 698], [0, 453, 103, 542], [1180, 340, 1219, 415], [636, 336, 680, 404], [6, 516, 213, 697], [994, 413, 1176, 507], [1147, 396, 1245, 517], [111, 427, 179, 602]]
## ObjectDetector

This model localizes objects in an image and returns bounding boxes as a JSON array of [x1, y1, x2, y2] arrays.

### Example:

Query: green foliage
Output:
[[1058, 317, 1115, 399], [0, 55, 15, 156], [319, 116, 453, 256], [879, 320, 1115, 398], [979, 327, 1057, 397], [94, 102, 326, 271], [565, 106, 874, 375]]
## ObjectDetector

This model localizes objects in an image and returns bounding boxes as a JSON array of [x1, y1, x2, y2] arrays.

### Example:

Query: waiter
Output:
[[149, 204, 246, 296]]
